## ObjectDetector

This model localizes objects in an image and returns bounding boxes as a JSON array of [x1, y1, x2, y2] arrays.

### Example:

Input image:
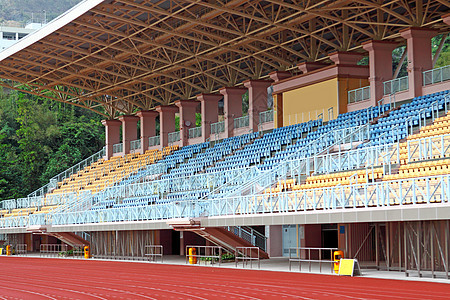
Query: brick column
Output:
[[155, 105, 178, 148], [197, 93, 222, 142], [329, 51, 365, 65], [101, 119, 121, 160], [297, 62, 328, 74], [136, 110, 158, 152], [175, 100, 199, 146], [244, 80, 272, 132], [443, 13, 450, 26], [119, 115, 139, 155], [400, 27, 437, 98], [362, 40, 397, 106], [269, 71, 291, 82], [219, 87, 246, 138]]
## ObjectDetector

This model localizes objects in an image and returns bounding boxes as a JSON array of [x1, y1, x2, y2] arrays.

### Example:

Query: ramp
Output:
[[168, 219, 269, 259]]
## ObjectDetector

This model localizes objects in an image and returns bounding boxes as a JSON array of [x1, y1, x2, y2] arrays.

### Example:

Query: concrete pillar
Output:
[[362, 40, 397, 106], [400, 27, 437, 98], [197, 93, 222, 142], [443, 13, 450, 26], [329, 51, 365, 65], [244, 80, 272, 132], [265, 225, 282, 257], [175, 100, 198, 146], [101, 119, 121, 160], [219, 87, 246, 138], [269, 71, 291, 82], [297, 61, 329, 74], [155, 105, 178, 148], [273, 93, 283, 128], [136, 110, 158, 152], [119, 115, 139, 155]]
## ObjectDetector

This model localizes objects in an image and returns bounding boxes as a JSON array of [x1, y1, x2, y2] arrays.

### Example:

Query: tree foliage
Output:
[[0, 89, 104, 200]]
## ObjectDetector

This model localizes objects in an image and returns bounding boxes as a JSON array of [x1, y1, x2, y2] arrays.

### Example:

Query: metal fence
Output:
[[168, 131, 180, 143], [348, 86, 370, 103], [423, 65, 450, 86], [189, 126, 202, 139], [145, 245, 163, 262], [15, 244, 28, 256], [259, 110, 274, 124], [40, 244, 68, 257], [288, 247, 337, 273], [234, 115, 249, 129], [384, 76, 409, 95], [149, 135, 160, 147], [185, 245, 225, 266], [211, 121, 225, 134], [112, 143, 123, 154], [235, 247, 260, 269], [130, 139, 141, 151]]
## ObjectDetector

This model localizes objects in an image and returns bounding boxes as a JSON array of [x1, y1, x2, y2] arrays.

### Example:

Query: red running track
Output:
[[1, 257, 449, 300]]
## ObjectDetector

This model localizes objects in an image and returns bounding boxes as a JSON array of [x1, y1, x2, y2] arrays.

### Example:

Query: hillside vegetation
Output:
[[0, 0, 82, 25]]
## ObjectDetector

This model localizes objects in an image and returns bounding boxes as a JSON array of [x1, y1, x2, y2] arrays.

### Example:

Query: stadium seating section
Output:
[[1, 90, 449, 218]]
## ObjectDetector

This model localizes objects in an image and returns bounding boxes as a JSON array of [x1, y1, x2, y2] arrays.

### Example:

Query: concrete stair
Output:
[[168, 219, 269, 259]]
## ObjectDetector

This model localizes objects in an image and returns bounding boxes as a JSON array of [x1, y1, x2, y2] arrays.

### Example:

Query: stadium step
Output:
[[27, 226, 89, 247], [168, 219, 269, 259]]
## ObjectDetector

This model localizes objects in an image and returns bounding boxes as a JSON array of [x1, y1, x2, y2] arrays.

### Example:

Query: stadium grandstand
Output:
[[0, 0, 449, 280]]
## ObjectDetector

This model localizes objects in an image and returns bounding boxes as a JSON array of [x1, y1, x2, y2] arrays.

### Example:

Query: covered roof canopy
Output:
[[0, 0, 448, 118]]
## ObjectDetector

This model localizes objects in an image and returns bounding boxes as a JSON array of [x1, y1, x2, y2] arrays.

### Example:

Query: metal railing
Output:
[[384, 76, 408, 95], [259, 110, 274, 124], [15, 244, 28, 256], [423, 65, 450, 86], [168, 131, 180, 143], [189, 126, 202, 139], [144, 245, 163, 262], [211, 121, 225, 134], [234, 115, 249, 129], [112, 143, 123, 154], [40, 244, 68, 257], [148, 135, 160, 147], [348, 86, 370, 103], [185, 245, 225, 265], [235, 247, 260, 269], [228, 226, 267, 252], [1, 172, 450, 228], [130, 139, 141, 151], [27, 147, 105, 198], [289, 247, 337, 273]]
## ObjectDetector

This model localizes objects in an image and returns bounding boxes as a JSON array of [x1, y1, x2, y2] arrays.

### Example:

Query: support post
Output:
[[297, 62, 329, 74], [243, 80, 272, 132], [101, 119, 121, 160], [362, 40, 397, 106], [175, 100, 199, 146], [400, 27, 437, 98], [136, 110, 158, 152], [119, 115, 139, 155], [155, 105, 178, 148], [269, 71, 291, 82], [197, 94, 222, 142], [219, 87, 246, 138]]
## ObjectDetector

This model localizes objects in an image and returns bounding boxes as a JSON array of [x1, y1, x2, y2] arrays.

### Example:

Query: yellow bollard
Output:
[[5, 245, 12, 256], [84, 245, 90, 259], [188, 247, 197, 264], [333, 250, 344, 274]]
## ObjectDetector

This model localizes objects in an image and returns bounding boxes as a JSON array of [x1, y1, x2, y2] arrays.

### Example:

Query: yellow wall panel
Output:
[[283, 78, 338, 127]]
